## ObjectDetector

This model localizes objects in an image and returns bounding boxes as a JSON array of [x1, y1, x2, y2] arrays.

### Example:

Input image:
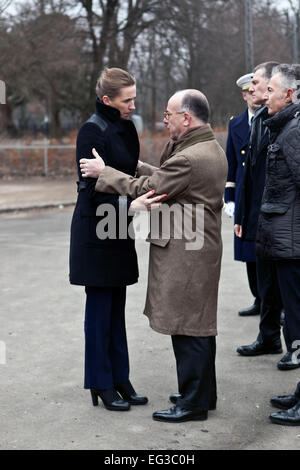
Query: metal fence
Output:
[[0, 137, 167, 177], [0, 131, 227, 178], [0, 140, 76, 176]]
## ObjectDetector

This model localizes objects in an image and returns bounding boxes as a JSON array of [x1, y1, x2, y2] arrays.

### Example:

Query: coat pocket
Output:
[[260, 203, 289, 215], [146, 237, 170, 247]]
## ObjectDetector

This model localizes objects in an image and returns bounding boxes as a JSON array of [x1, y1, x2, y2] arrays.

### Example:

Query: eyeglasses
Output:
[[163, 110, 185, 120]]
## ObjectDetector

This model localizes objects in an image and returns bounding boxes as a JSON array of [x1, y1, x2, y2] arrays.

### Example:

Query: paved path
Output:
[[0, 177, 76, 212], [0, 205, 299, 450]]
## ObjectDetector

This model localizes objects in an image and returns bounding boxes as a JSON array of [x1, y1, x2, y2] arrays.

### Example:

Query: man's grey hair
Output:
[[177, 89, 210, 123], [272, 64, 300, 104]]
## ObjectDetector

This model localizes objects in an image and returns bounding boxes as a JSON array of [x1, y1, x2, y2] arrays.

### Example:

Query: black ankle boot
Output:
[[115, 381, 148, 405], [90, 389, 130, 411]]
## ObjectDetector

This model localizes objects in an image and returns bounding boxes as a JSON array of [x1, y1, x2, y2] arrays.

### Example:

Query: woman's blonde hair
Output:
[[96, 67, 135, 100]]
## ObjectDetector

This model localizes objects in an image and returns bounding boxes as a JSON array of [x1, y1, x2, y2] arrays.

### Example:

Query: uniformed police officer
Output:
[[224, 73, 261, 316]]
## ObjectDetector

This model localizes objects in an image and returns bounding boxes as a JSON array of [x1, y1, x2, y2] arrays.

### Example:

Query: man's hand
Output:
[[234, 224, 242, 238], [129, 190, 167, 213], [224, 201, 235, 218], [80, 148, 105, 178]]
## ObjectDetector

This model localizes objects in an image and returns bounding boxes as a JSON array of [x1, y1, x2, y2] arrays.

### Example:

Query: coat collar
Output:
[[253, 104, 268, 122], [231, 108, 249, 127], [264, 102, 300, 132], [173, 125, 215, 153], [160, 125, 215, 165], [95, 98, 121, 122]]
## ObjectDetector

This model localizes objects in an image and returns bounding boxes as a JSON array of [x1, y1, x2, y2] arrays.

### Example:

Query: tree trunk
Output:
[[0, 102, 18, 136]]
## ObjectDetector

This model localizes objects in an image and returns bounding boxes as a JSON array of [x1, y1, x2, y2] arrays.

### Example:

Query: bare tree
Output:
[[75, 0, 162, 106], [0, 0, 297, 136], [284, 0, 300, 62], [0, 2, 86, 137], [0, 0, 11, 15]]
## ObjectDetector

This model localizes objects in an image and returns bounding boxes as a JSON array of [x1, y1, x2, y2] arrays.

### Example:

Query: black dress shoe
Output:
[[152, 405, 207, 423], [269, 400, 300, 426], [277, 351, 300, 370], [115, 381, 148, 405], [237, 339, 282, 356], [270, 394, 299, 410], [90, 389, 130, 411], [238, 303, 260, 316]]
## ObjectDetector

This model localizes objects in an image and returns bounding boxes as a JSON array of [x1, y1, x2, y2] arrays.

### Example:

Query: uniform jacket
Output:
[[256, 103, 300, 259], [69, 99, 139, 287], [235, 105, 270, 241], [225, 109, 249, 206], [95, 125, 228, 337], [225, 108, 256, 262]]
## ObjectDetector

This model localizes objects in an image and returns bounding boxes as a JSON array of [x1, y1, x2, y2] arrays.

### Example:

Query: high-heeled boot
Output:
[[115, 380, 148, 405], [90, 388, 130, 411]]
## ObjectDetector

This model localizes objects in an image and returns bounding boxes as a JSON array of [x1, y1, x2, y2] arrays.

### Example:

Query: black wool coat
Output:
[[69, 99, 139, 287], [256, 103, 300, 259], [235, 105, 270, 241]]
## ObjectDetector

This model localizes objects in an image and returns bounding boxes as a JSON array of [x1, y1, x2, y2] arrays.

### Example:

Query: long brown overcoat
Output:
[[95, 125, 228, 336]]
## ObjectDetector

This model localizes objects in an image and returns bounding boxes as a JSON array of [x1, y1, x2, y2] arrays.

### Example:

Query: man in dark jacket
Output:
[[255, 64, 300, 425], [235, 61, 286, 360], [224, 73, 261, 316]]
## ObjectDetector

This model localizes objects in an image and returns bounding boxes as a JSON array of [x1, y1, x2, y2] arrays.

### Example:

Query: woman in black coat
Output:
[[69, 68, 149, 411]]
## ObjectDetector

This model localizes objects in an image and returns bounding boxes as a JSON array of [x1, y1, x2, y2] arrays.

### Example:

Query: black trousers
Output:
[[171, 335, 217, 411], [84, 286, 130, 390], [246, 261, 260, 306], [256, 257, 282, 345], [276, 259, 300, 353]]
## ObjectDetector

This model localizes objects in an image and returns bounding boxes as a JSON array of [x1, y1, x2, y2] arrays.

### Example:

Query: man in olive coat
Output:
[[80, 89, 228, 422]]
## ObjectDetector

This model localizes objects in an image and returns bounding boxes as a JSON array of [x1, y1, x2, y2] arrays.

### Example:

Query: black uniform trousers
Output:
[[256, 256, 282, 346], [256, 257, 300, 352], [171, 335, 217, 412], [84, 286, 130, 390]]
